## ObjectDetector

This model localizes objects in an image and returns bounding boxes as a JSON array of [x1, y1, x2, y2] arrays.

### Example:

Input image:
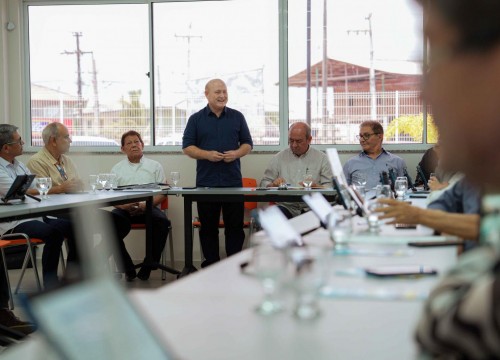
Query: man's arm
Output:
[[183, 145, 224, 162], [376, 199, 480, 240], [222, 143, 252, 163]]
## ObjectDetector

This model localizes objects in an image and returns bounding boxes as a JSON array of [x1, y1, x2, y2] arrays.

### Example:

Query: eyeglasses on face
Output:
[[356, 133, 379, 141], [5, 137, 23, 146]]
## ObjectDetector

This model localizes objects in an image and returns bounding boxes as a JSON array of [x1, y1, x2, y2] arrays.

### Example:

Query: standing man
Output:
[[111, 130, 170, 281], [182, 79, 253, 268], [0, 124, 65, 288], [27, 122, 82, 267], [260, 122, 333, 218], [343, 120, 406, 190]]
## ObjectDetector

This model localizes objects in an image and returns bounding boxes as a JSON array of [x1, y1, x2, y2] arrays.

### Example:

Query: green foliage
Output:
[[385, 114, 438, 143]]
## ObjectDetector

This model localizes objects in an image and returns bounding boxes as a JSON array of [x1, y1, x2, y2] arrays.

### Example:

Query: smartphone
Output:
[[408, 240, 463, 247], [365, 265, 438, 277], [395, 223, 417, 229], [409, 194, 427, 199], [181, 186, 197, 189]]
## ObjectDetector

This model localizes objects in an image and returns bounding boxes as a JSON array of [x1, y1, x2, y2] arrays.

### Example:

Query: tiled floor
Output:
[[8, 260, 183, 320]]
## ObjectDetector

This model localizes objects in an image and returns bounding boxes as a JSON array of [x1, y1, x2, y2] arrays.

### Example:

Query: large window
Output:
[[288, 0, 426, 144], [25, 0, 428, 148]]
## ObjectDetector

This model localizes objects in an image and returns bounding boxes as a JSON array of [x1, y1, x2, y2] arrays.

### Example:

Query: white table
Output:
[[129, 211, 457, 360]]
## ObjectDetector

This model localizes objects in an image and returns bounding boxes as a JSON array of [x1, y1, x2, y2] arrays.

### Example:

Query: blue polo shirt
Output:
[[183, 105, 253, 187], [343, 148, 407, 190]]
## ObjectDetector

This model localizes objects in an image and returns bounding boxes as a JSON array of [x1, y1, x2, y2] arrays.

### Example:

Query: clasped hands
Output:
[[206, 150, 238, 163]]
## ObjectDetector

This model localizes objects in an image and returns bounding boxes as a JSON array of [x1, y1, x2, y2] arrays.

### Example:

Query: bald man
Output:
[[183, 79, 253, 268]]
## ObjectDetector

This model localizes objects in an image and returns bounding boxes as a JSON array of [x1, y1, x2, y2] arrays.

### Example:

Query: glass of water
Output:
[[328, 208, 353, 250], [252, 242, 287, 315], [394, 177, 408, 200], [170, 171, 180, 189], [303, 171, 314, 190], [88, 175, 98, 194], [36, 177, 49, 199]]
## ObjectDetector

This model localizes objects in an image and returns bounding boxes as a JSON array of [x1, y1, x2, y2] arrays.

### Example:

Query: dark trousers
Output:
[[197, 201, 245, 268], [13, 220, 65, 288], [43, 213, 78, 263], [111, 207, 169, 272]]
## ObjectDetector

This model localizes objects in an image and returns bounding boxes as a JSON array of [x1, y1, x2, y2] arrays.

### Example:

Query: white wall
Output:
[[19, 150, 424, 266]]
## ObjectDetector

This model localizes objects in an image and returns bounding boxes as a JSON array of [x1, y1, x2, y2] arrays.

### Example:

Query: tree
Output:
[[385, 114, 438, 143]]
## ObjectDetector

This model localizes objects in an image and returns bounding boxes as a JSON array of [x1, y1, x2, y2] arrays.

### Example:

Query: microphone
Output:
[[403, 168, 417, 192], [416, 165, 429, 190]]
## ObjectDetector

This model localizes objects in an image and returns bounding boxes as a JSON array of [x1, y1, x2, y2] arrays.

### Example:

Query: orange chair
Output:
[[130, 196, 175, 280], [0, 233, 43, 309], [192, 178, 258, 261]]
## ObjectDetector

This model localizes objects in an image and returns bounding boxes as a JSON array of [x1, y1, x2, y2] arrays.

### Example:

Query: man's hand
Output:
[[269, 177, 287, 187], [206, 150, 225, 162], [128, 202, 145, 216], [428, 176, 449, 191], [373, 198, 423, 225], [222, 150, 239, 163]]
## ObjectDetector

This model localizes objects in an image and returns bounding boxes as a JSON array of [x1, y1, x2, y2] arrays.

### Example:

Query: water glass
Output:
[[107, 173, 117, 190], [88, 175, 98, 194], [36, 177, 49, 199], [97, 173, 109, 190], [303, 171, 313, 190], [170, 171, 180, 189], [251, 242, 287, 315], [327, 209, 353, 249], [366, 199, 381, 233], [394, 176, 408, 200], [287, 245, 329, 320]]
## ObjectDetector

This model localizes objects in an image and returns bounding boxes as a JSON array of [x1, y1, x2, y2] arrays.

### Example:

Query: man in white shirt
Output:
[[111, 130, 169, 281]]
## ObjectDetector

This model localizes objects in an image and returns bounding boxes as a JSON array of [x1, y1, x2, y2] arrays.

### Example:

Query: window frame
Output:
[[21, 0, 431, 153]]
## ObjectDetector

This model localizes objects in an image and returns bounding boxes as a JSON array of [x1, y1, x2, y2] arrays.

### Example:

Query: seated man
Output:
[[111, 131, 170, 281], [0, 124, 65, 288], [343, 120, 406, 191], [260, 122, 333, 218], [27, 122, 82, 268]]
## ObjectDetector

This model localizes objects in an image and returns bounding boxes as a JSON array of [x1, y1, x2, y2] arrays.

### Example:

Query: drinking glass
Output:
[[251, 242, 287, 315], [366, 199, 381, 233], [36, 177, 49, 199], [394, 176, 408, 200], [303, 171, 314, 190], [328, 208, 353, 250], [45, 177, 52, 198], [97, 173, 109, 190], [88, 175, 98, 194], [170, 171, 180, 189], [352, 172, 367, 197], [107, 173, 117, 191], [287, 245, 330, 320]]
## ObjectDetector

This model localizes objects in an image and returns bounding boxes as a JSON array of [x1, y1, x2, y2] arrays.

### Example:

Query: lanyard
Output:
[[55, 164, 68, 181]]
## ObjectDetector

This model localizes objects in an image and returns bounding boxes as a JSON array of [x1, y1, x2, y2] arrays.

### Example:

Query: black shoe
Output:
[[125, 269, 137, 282], [0, 309, 36, 336], [137, 266, 152, 281]]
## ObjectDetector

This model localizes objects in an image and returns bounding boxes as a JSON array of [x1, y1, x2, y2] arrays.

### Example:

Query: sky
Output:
[[27, 0, 423, 112]]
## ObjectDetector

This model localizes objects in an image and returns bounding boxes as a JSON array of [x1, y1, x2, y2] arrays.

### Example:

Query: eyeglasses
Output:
[[356, 133, 378, 141], [5, 137, 23, 146]]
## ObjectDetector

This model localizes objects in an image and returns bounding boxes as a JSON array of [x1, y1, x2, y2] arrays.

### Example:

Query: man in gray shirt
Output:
[[343, 120, 406, 190], [260, 122, 333, 218]]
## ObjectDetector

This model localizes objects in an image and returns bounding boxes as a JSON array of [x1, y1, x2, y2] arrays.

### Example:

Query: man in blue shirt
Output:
[[182, 79, 253, 268], [343, 120, 406, 190]]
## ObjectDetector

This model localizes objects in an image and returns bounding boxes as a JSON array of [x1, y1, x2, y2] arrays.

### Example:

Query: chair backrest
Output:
[[160, 196, 169, 211], [242, 178, 258, 210]]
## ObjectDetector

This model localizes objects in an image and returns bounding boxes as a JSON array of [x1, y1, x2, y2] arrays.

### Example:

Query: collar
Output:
[[292, 145, 311, 158], [205, 104, 226, 118], [0, 156, 18, 168], [127, 155, 144, 165], [361, 147, 387, 159], [42, 147, 63, 166]]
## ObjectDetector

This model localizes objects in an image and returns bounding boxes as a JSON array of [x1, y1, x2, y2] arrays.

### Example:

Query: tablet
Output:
[[1, 174, 36, 203]]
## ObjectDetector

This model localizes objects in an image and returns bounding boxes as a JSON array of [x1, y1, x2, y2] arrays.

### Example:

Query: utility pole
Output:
[[62, 32, 93, 135], [347, 13, 376, 120], [175, 24, 202, 136], [321, 0, 328, 127]]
